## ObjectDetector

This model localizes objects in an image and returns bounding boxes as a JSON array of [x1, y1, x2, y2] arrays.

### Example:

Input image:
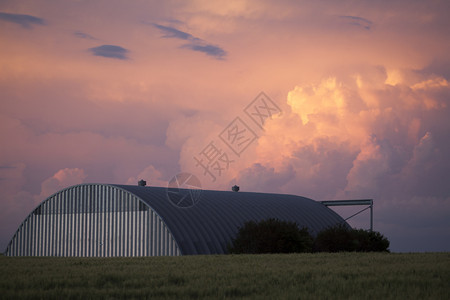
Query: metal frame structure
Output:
[[320, 199, 373, 231]]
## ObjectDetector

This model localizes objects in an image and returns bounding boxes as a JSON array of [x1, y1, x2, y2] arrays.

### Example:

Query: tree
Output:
[[228, 218, 313, 254], [314, 225, 390, 252], [352, 229, 390, 252]]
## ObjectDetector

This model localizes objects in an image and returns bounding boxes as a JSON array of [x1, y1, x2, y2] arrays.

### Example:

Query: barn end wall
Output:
[[5, 184, 180, 256]]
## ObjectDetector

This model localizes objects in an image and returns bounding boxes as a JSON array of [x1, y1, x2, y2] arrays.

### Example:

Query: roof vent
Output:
[[138, 179, 146, 186], [232, 185, 239, 192]]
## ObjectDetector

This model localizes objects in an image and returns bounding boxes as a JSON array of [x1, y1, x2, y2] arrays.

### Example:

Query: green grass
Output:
[[1, 253, 449, 299]]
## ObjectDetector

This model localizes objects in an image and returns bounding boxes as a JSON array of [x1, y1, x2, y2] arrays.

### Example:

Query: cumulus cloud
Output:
[[255, 70, 450, 199], [39, 168, 87, 200], [224, 69, 450, 250], [0, 12, 45, 29], [344, 134, 397, 196], [152, 23, 227, 60], [231, 163, 295, 193], [126, 165, 167, 187], [88, 44, 129, 59], [1, 0, 449, 253]]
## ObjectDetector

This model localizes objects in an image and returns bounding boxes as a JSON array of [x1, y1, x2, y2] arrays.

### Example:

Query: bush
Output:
[[228, 218, 314, 254], [352, 229, 390, 252], [314, 225, 390, 252]]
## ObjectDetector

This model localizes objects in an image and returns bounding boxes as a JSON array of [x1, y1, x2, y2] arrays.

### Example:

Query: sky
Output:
[[1, 0, 449, 253]]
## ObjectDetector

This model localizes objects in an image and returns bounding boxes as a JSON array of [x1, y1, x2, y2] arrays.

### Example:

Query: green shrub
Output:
[[228, 218, 313, 254], [314, 225, 390, 252]]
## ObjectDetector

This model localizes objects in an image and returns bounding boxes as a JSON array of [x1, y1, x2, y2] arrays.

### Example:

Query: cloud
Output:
[[267, 71, 450, 200], [180, 43, 227, 59], [219, 69, 450, 251], [88, 44, 129, 59], [419, 60, 450, 80], [152, 23, 199, 41], [74, 31, 97, 40], [1, 0, 449, 253], [152, 23, 227, 60], [126, 165, 167, 187], [0, 162, 34, 250], [345, 134, 397, 196], [0, 166, 86, 251], [0, 163, 27, 195], [232, 163, 295, 193], [0, 12, 45, 29], [39, 168, 87, 199], [339, 15, 373, 30]]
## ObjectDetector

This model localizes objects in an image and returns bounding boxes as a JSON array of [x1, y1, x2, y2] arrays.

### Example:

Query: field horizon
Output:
[[1, 252, 449, 299]]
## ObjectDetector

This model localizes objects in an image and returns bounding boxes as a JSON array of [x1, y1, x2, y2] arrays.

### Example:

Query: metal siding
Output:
[[62, 191, 66, 256], [83, 186, 88, 256], [5, 184, 181, 257], [41, 202, 46, 256], [37, 204, 42, 256], [112, 185, 348, 255]]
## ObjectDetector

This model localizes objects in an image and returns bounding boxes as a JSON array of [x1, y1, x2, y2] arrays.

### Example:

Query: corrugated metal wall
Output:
[[5, 184, 181, 256], [119, 185, 350, 255]]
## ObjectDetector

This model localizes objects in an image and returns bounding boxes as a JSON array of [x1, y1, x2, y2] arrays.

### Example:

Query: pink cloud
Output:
[[39, 168, 87, 200], [224, 69, 450, 251], [126, 165, 167, 187]]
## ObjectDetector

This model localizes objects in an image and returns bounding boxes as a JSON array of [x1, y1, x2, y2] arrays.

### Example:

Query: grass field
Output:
[[1, 252, 449, 299]]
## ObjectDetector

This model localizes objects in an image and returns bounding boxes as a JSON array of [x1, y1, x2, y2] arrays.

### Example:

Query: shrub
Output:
[[228, 218, 314, 254], [352, 229, 390, 252], [314, 225, 390, 252]]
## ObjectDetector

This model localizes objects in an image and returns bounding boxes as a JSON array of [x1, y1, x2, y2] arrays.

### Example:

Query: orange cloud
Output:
[[231, 68, 449, 201]]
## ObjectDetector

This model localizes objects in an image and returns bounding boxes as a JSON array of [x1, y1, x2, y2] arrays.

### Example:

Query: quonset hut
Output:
[[5, 184, 348, 256]]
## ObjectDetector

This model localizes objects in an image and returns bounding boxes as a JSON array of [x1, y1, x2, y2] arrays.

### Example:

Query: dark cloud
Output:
[[88, 45, 129, 60], [339, 15, 373, 30], [74, 31, 97, 40], [152, 23, 199, 41], [0, 12, 45, 29], [0, 165, 18, 169], [152, 23, 227, 60], [181, 43, 227, 60]]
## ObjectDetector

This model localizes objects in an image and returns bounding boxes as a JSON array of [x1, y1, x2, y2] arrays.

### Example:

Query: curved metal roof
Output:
[[112, 185, 347, 255]]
